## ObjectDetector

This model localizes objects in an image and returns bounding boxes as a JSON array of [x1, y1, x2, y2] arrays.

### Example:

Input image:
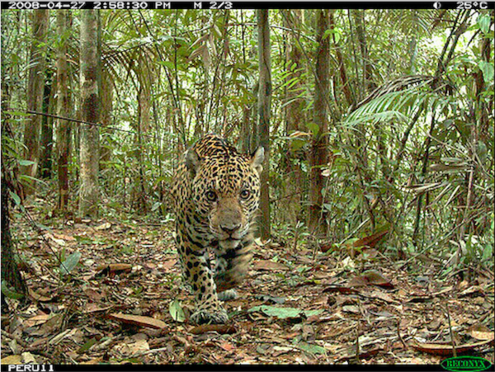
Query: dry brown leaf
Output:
[[218, 341, 235, 351], [21, 352, 37, 364], [53, 232, 75, 241], [189, 324, 236, 335], [80, 357, 104, 365], [109, 263, 132, 273], [254, 260, 289, 271], [83, 303, 112, 314], [368, 291, 397, 303], [108, 313, 166, 329], [83, 288, 105, 302], [459, 286, 485, 297], [349, 270, 394, 289], [31, 313, 64, 336], [348, 276, 369, 287], [352, 230, 388, 249], [469, 324, 495, 341], [28, 289, 53, 302], [24, 314, 50, 328], [337, 347, 382, 362], [363, 270, 394, 288], [1, 355, 23, 365], [97, 263, 132, 275], [410, 339, 493, 356], [322, 286, 358, 294], [160, 259, 177, 271], [95, 222, 112, 230]]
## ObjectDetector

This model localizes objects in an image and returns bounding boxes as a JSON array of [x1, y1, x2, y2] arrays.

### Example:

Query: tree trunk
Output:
[[38, 75, 54, 179], [99, 71, 114, 169], [2, 125, 27, 308], [79, 10, 101, 217], [257, 9, 271, 240], [352, 10, 376, 95], [308, 9, 330, 236], [132, 85, 150, 214], [56, 10, 71, 211], [283, 9, 304, 225], [22, 10, 49, 188]]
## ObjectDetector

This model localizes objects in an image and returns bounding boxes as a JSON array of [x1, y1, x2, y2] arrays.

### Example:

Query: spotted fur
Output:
[[171, 134, 264, 324]]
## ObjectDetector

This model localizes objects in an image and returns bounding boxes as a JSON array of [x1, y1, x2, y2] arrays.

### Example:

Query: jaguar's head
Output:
[[186, 146, 264, 248]]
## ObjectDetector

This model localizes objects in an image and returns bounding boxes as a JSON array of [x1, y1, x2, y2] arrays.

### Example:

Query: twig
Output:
[[397, 318, 407, 349], [444, 304, 457, 357], [354, 321, 361, 364], [1, 330, 28, 348]]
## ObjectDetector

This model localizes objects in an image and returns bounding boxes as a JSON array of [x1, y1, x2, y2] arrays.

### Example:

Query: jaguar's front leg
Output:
[[180, 238, 228, 324], [213, 235, 253, 298]]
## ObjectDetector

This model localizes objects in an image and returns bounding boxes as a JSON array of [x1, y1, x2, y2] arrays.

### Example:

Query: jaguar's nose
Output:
[[220, 224, 241, 235]]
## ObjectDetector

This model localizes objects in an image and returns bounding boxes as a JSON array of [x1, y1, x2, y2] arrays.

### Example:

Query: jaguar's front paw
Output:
[[190, 306, 229, 324]]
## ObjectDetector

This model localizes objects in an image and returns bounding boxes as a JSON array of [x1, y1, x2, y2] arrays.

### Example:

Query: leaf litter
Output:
[[1, 210, 494, 365]]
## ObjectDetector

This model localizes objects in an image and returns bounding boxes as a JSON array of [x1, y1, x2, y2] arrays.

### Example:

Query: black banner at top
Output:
[[1, 1, 494, 10]]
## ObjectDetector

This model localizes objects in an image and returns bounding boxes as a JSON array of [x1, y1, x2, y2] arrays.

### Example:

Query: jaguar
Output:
[[171, 134, 264, 324]]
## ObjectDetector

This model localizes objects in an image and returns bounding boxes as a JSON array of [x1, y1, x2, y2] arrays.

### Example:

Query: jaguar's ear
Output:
[[250, 147, 264, 175], [185, 149, 201, 177]]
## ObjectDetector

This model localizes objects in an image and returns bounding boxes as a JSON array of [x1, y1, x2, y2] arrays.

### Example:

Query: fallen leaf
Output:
[[80, 358, 103, 365], [31, 313, 64, 336], [109, 263, 132, 273], [95, 222, 112, 230], [46, 233, 66, 246], [96, 263, 132, 276], [368, 290, 398, 303], [24, 314, 50, 328], [160, 259, 177, 271], [348, 276, 369, 287], [60, 252, 82, 275], [108, 313, 166, 329], [28, 289, 53, 302], [1, 355, 22, 365], [130, 339, 149, 356], [254, 260, 289, 271], [352, 229, 388, 249], [83, 303, 112, 313], [322, 286, 358, 294], [248, 305, 323, 320], [189, 324, 236, 335], [296, 341, 327, 355], [169, 300, 185, 323], [53, 232, 75, 241], [255, 294, 286, 304], [349, 270, 394, 289], [21, 352, 37, 364], [410, 339, 493, 356], [83, 288, 106, 302], [337, 347, 382, 362], [459, 286, 485, 297], [363, 270, 394, 288], [469, 324, 495, 341], [218, 341, 235, 351], [77, 338, 98, 354]]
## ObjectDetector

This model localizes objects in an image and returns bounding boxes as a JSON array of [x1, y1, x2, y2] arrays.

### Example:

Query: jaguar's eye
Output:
[[206, 190, 217, 202], [240, 189, 250, 199]]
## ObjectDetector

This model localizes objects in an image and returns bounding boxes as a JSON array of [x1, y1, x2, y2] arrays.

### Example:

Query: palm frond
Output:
[[344, 75, 454, 126]]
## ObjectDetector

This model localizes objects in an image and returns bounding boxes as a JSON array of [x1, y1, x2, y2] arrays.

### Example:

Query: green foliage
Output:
[[59, 251, 82, 276], [2, 8, 492, 274], [248, 305, 323, 319], [1, 280, 25, 300], [169, 299, 186, 322]]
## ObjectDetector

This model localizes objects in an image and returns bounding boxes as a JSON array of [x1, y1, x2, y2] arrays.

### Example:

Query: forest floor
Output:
[[1, 198, 494, 366]]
